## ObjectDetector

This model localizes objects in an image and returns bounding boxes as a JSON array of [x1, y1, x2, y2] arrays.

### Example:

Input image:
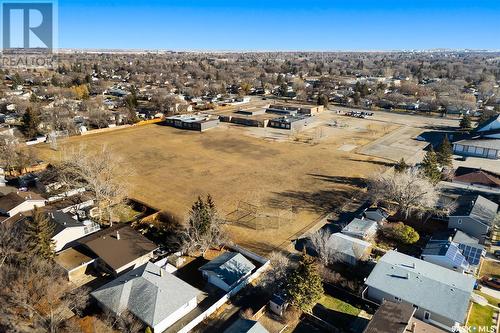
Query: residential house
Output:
[[199, 252, 255, 292], [363, 251, 476, 332], [420, 240, 470, 273], [48, 211, 100, 252], [327, 233, 372, 266], [224, 319, 269, 333], [54, 245, 97, 283], [341, 218, 378, 240], [453, 115, 500, 159], [452, 230, 486, 270], [78, 224, 158, 276], [476, 114, 500, 139], [448, 195, 498, 243], [363, 301, 416, 333], [363, 301, 447, 333], [453, 167, 500, 190], [0, 191, 46, 217], [429, 230, 485, 273], [363, 207, 389, 224], [0, 212, 26, 226], [92, 262, 201, 333]]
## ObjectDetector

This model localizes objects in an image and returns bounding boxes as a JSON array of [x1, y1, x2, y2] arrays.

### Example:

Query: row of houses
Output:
[[0, 188, 271, 333]]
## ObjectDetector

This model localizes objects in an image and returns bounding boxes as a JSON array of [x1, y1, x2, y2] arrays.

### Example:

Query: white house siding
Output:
[[53, 227, 87, 252], [153, 297, 198, 333], [8, 200, 46, 216]]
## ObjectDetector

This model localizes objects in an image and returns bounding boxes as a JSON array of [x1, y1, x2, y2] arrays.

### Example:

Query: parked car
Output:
[[481, 276, 500, 290], [494, 250, 500, 259]]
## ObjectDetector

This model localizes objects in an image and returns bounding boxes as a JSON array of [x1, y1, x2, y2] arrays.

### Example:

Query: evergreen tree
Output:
[[22, 107, 41, 138], [421, 147, 441, 183], [25, 209, 55, 260], [459, 114, 472, 129], [394, 158, 409, 172], [436, 136, 453, 167], [189, 195, 215, 237], [286, 253, 324, 313], [317, 94, 329, 108]]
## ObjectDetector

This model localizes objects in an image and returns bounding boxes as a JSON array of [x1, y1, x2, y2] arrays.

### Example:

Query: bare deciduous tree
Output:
[[0, 258, 89, 333], [58, 145, 129, 225], [309, 229, 333, 266], [260, 251, 293, 293], [0, 135, 18, 173], [368, 168, 439, 219]]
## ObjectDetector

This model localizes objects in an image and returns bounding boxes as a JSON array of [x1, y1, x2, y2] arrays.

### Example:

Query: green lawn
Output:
[[468, 303, 495, 329], [318, 294, 361, 316]]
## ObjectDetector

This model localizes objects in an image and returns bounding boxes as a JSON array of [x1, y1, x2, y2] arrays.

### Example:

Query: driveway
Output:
[[481, 285, 500, 302]]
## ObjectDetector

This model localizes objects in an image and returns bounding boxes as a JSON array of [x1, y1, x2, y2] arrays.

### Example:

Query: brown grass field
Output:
[[36, 121, 398, 255]]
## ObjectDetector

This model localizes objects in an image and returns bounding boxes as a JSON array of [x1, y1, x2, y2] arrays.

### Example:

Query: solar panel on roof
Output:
[[458, 244, 482, 266]]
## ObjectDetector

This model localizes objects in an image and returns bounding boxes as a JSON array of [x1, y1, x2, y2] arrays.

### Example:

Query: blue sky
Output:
[[58, 0, 500, 50]]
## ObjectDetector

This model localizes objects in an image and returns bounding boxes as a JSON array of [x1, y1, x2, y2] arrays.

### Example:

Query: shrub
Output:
[[382, 222, 420, 244]]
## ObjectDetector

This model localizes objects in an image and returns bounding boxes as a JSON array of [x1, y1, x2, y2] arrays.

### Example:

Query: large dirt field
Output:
[[36, 117, 398, 254]]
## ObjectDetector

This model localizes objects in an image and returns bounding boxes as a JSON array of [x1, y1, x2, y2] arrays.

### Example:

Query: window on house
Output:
[[424, 312, 430, 320], [458, 219, 462, 224]]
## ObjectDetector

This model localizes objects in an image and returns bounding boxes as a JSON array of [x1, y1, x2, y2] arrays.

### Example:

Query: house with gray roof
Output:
[[224, 319, 269, 333], [91, 262, 201, 333], [420, 240, 470, 273], [363, 251, 475, 332], [327, 232, 372, 266], [341, 218, 378, 240], [199, 252, 255, 292], [363, 207, 389, 224], [448, 194, 498, 243]]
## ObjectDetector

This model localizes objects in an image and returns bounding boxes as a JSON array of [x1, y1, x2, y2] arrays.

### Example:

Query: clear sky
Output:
[[58, 0, 500, 51]]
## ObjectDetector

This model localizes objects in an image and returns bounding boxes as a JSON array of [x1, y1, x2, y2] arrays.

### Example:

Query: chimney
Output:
[[160, 269, 164, 277], [411, 322, 417, 333], [116, 231, 120, 240]]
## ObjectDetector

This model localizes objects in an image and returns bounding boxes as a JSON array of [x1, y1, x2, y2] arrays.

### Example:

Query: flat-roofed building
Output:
[[268, 115, 314, 131], [164, 114, 220, 132], [267, 104, 324, 115]]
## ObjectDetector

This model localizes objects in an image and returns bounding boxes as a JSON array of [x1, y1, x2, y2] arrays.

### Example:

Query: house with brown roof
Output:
[[453, 167, 500, 190], [0, 191, 46, 217], [78, 224, 158, 276]]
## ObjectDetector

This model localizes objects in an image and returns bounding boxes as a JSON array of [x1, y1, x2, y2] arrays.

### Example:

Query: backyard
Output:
[[468, 303, 496, 331], [35, 120, 397, 255]]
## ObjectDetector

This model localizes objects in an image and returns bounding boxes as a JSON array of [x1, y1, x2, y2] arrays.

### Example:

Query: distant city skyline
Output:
[[58, 0, 499, 51]]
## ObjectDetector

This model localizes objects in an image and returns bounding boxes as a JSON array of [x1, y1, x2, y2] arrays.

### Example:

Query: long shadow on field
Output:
[[308, 174, 368, 188], [346, 158, 395, 167], [268, 188, 356, 214], [199, 136, 280, 159]]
